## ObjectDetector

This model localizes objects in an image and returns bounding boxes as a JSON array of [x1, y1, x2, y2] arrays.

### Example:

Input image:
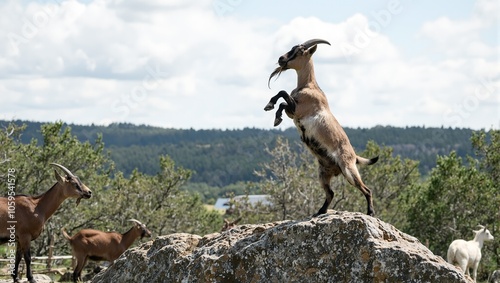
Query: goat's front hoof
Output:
[[264, 103, 275, 111], [273, 117, 283, 126]]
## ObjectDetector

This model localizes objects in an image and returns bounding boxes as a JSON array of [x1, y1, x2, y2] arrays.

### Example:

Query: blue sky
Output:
[[1, 0, 498, 130]]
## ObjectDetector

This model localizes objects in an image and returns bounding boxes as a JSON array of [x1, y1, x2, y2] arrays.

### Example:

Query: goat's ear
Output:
[[307, 45, 318, 56], [54, 170, 65, 184]]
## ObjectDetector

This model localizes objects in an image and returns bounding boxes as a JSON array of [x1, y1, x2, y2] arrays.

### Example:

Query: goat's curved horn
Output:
[[50, 163, 76, 178], [128, 219, 143, 226], [301, 39, 331, 49], [477, 224, 485, 229]]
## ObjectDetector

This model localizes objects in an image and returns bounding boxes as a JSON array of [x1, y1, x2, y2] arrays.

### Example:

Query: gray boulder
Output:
[[490, 270, 500, 283], [92, 211, 471, 283]]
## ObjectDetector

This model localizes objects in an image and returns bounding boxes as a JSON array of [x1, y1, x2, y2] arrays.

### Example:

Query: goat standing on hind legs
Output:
[[264, 38, 378, 217], [0, 163, 92, 283]]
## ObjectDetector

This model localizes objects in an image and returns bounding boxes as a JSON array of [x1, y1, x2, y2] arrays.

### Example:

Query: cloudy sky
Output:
[[1, 0, 498, 130]]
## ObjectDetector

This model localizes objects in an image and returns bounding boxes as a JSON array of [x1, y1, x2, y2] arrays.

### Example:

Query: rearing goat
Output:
[[264, 39, 378, 216]]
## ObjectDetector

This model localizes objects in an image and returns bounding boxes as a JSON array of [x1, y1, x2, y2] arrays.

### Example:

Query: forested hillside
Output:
[[2, 120, 475, 186], [0, 121, 498, 281]]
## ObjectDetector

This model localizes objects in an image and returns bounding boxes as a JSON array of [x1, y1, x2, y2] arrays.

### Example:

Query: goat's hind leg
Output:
[[12, 247, 22, 283], [343, 165, 375, 216], [314, 165, 335, 217], [24, 249, 35, 283], [73, 256, 88, 282]]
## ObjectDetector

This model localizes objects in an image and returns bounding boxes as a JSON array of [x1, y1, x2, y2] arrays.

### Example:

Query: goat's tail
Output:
[[356, 156, 379, 165], [446, 247, 456, 264], [61, 228, 71, 241]]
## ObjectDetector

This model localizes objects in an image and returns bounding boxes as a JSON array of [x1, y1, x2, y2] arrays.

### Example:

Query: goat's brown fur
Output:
[[221, 217, 242, 232], [0, 164, 92, 283], [62, 220, 151, 282], [265, 39, 378, 217]]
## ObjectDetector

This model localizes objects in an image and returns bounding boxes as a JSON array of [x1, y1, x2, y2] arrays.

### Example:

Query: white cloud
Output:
[[473, 0, 500, 24], [0, 0, 497, 130], [418, 0, 499, 59]]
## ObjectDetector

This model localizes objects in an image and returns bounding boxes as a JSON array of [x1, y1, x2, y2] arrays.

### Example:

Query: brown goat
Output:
[[0, 163, 92, 283], [264, 38, 378, 217], [221, 217, 242, 232], [61, 219, 152, 282]]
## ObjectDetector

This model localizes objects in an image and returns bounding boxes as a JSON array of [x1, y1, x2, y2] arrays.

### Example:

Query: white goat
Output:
[[447, 225, 494, 282], [264, 38, 378, 216]]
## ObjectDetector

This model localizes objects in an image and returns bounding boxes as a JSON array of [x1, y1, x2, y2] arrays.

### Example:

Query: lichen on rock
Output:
[[92, 211, 471, 283]]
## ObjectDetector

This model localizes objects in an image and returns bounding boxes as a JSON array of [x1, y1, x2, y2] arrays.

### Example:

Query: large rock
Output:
[[92, 211, 471, 283], [490, 270, 500, 283]]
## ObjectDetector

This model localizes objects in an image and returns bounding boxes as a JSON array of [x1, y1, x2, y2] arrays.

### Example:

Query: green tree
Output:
[[250, 137, 321, 222], [242, 138, 420, 227], [0, 122, 223, 261], [1, 122, 112, 256], [351, 141, 420, 229], [0, 123, 26, 179], [405, 130, 499, 281]]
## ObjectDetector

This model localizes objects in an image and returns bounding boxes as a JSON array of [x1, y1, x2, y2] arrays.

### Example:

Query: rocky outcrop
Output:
[[92, 211, 471, 283], [490, 270, 500, 283]]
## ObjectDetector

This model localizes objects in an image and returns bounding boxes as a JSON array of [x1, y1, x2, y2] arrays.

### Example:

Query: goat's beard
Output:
[[268, 66, 287, 88], [76, 197, 81, 206]]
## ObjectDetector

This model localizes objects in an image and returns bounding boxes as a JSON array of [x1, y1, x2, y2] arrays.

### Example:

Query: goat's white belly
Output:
[[295, 113, 324, 137], [294, 112, 340, 163]]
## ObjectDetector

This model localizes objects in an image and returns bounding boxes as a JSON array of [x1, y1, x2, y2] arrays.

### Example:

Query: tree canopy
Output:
[[0, 120, 497, 281]]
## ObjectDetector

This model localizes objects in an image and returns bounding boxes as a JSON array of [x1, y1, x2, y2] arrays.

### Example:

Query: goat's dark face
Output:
[[69, 176, 92, 201], [268, 39, 330, 87], [55, 170, 92, 205], [278, 44, 312, 69], [138, 224, 152, 239]]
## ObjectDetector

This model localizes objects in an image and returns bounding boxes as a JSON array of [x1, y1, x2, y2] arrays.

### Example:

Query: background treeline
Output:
[[3, 120, 474, 187], [0, 120, 498, 281]]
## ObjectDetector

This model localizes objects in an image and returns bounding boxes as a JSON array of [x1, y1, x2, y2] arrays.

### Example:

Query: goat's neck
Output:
[[34, 183, 69, 221], [472, 235, 485, 249], [120, 227, 140, 249], [296, 59, 319, 90]]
